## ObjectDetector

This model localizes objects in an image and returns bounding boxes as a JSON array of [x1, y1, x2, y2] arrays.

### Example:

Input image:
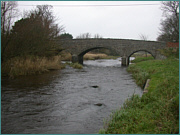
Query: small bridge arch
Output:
[[129, 50, 155, 58], [125, 49, 155, 66]]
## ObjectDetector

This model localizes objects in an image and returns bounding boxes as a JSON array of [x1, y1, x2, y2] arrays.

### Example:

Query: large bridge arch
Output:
[[76, 46, 121, 64], [78, 46, 118, 56]]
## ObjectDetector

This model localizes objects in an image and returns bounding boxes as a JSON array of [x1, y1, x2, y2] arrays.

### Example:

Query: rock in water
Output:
[[91, 85, 99, 88], [94, 103, 103, 106]]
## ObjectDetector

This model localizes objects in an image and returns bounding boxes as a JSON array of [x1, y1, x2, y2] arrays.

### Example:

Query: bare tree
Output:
[[26, 5, 64, 39], [94, 34, 103, 39], [157, 1, 179, 42], [161, 1, 179, 19], [1, 1, 18, 34], [76, 33, 91, 39], [1, 1, 18, 62], [157, 14, 179, 42], [84, 33, 91, 39], [139, 34, 148, 41]]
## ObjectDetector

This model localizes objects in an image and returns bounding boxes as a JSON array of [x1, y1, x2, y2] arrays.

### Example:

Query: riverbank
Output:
[[2, 52, 118, 78], [1, 55, 63, 78], [99, 55, 179, 134]]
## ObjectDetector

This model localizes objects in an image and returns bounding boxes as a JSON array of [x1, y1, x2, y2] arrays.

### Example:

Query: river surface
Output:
[[1, 57, 142, 134]]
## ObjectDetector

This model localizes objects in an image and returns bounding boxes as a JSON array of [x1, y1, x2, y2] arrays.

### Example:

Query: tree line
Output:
[[1, 1, 179, 62]]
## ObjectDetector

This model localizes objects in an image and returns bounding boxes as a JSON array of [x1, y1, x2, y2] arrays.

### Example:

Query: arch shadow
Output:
[[128, 50, 155, 58], [77, 47, 119, 64]]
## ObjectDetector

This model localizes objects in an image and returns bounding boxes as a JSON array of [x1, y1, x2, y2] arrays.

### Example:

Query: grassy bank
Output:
[[99, 56, 179, 134], [2, 55, 63, 78], [130, 56, 154, 63]]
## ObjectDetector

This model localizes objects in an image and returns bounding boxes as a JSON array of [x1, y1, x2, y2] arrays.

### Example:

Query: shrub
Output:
[[71, 63, 83, 69]]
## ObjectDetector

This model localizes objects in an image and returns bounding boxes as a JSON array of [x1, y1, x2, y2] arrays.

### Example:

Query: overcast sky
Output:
[[17, 1, 163, 41]]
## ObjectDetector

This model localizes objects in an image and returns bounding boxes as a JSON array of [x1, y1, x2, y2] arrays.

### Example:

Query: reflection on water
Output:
[[1, 57, 142, 134]]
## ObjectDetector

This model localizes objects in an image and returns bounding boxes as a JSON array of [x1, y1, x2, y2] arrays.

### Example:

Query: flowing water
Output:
[[1, 57, 142, 134]]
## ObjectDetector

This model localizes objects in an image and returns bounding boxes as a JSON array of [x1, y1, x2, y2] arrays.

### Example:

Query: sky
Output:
[[17, 1, 163, 41]]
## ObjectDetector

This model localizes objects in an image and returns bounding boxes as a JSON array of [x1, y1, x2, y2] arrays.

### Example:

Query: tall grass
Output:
[[99, 56, 179, 134], [84, 53, 119, 60], [60, 52, 72, 61], [60, 52, 119, 61], [84, 53, 108, 60], [2, 55, 62, 78]]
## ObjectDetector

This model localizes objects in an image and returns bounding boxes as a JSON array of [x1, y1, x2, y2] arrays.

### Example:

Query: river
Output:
[[1, 57, 142, 134]]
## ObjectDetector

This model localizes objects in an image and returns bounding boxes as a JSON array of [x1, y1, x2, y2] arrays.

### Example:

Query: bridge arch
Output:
[[126, 49, 155, 65], [127, 49, 156, 58], [76, 46, 120, 64]]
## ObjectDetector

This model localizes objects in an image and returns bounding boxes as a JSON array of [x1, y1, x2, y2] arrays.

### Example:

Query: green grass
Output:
[[131, 56, 154, 63], [65, 62, 83, 69], [99, 56, 179, 134]]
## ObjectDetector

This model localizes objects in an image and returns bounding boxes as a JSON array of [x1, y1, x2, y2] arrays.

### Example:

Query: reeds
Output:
[[60, 52, 119, 61], [2, 55, 62, 78], [84, 53, 107, 60], [60, 52, 72, 61]]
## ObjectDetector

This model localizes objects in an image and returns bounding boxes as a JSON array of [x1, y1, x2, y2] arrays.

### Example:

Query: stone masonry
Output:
[[56, 38, 166, 66]]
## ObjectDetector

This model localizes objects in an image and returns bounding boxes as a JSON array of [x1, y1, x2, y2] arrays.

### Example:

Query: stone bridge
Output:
[[56, 38, 166, 66]]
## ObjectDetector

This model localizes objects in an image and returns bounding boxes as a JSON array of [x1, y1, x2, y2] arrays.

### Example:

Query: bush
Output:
[[159, 48, 179, 58], [71, 63, 83, 69]]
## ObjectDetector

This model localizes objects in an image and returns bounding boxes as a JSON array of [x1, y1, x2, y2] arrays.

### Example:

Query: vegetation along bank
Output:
[[99, 49, 179, 134]]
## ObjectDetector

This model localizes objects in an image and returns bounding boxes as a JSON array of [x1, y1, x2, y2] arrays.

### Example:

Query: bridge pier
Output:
[[72, 54, 78, 63], [72, 54, 83, 64], [121, 56, 129, 66], [78, 56, 83, 65]]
